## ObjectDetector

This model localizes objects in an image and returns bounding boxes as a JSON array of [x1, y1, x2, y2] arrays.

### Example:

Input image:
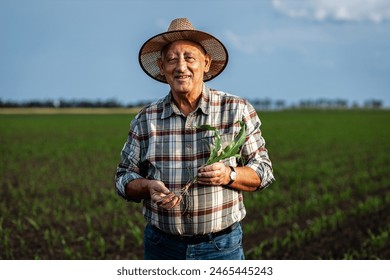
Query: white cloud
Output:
[[272, 0, 390, 23], [224, 26, 331, 56]]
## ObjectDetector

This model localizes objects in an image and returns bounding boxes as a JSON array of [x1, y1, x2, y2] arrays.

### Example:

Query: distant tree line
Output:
[[0, 98, 148, 108], [250, 98, 384, 110], [0, 98, 384, 110]]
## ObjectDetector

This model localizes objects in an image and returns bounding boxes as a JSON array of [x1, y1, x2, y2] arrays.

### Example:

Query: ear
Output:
[[203, 54, 212, 73], [157, 58, 164, 76]]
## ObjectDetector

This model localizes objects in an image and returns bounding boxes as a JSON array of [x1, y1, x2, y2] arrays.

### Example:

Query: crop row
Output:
[[0, 110, 389, 259]]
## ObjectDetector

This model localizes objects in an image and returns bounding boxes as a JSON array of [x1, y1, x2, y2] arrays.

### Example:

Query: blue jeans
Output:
[[144, 223, 245, 260]]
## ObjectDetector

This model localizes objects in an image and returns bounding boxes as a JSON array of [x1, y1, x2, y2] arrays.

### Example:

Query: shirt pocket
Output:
[[151, 134, 183, 182]]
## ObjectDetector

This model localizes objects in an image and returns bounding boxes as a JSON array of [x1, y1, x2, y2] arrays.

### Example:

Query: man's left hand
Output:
[[197, 162, 231, 186]]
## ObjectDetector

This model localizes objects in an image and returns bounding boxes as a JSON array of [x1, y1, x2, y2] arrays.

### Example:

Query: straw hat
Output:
[[138, 18, 229, 83]]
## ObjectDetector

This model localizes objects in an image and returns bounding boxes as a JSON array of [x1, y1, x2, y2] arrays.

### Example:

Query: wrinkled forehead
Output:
[[160, 40, 207, 56]]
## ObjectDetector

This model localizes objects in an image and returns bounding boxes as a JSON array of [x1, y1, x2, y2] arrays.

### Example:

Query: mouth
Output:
[[175, 75, 191, 80]]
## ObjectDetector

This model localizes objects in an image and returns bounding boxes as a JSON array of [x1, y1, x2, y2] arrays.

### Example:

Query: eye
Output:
[[167, 57, 177, 64]]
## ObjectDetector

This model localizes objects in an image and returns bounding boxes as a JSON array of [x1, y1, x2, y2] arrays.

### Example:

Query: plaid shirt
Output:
[[115, 84, 274, 235]]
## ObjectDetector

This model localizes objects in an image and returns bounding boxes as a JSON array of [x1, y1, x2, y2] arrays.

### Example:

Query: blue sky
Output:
[[1, 0, 390, 107]]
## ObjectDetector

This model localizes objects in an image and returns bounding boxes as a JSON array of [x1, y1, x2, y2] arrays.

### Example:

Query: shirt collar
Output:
[[198, 83, 210, 115], [161, 83, 210, 119]]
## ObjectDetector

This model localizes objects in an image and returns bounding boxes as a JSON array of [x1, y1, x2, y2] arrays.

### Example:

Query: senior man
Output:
[[115, 18, 275, 260]]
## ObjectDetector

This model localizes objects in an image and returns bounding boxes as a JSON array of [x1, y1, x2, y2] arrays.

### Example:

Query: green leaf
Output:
[[26, 217, 40, 231], [198, 124, 222, 165], [204, 121, 246, 165]]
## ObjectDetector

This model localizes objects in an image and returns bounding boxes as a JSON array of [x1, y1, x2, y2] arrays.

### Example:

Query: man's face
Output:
[[158, 40, 211, 97]]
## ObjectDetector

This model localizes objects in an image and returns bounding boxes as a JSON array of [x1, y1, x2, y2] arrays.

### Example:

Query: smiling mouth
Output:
[[175, 75, 191, 79]]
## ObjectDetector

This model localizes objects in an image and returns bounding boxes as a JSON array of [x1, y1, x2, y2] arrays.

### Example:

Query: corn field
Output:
[[0, 109, 389, 259]]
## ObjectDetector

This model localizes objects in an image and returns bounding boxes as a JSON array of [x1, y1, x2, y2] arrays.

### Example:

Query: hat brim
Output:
[[139, 29, 228, 83]]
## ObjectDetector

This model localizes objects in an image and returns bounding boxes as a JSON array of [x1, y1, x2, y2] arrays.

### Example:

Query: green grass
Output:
[[1, 110, 389, 259]]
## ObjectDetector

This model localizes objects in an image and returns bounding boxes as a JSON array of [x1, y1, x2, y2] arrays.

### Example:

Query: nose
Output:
[[176, 57, 187, 72]]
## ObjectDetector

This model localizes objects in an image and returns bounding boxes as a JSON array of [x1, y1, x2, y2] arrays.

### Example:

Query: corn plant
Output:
[[200, 120, 247, 165], [157, 121, 247, 208]]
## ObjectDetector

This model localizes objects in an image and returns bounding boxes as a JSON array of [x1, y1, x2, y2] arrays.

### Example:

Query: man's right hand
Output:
[[148, 180, 181, 209]]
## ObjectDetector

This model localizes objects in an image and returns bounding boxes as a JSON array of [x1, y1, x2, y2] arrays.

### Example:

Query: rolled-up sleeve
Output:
[[242, 103, 275, 191], [115, 117, 144, 202]]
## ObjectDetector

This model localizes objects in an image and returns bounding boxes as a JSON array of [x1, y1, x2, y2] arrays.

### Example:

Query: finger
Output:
[[166, 195, 182, 209], [198, 169, 224, 179], [158, 194, 181, 209], [198, 172, 226, 185], [198, 171, 212, 178], [197, 176, 215, 185], [157, 192, 182, 208], [157, 192, 176, 205], [200, 162, 226, 174], [153, 182, 171, 195]]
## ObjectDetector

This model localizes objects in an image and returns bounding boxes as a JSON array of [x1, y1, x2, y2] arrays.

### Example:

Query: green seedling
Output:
[[200, 120, 246, 165], [155, 121, 247, 209]]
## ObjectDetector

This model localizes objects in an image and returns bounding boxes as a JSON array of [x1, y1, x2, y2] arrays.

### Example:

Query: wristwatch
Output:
[[227, 166, 237, 185]]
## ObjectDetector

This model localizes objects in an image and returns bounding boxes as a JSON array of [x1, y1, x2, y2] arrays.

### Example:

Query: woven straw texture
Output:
[[139, 18, 228, 83]]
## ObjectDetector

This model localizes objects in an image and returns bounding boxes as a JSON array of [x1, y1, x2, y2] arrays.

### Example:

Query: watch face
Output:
[[230, 171, 237, 181]]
